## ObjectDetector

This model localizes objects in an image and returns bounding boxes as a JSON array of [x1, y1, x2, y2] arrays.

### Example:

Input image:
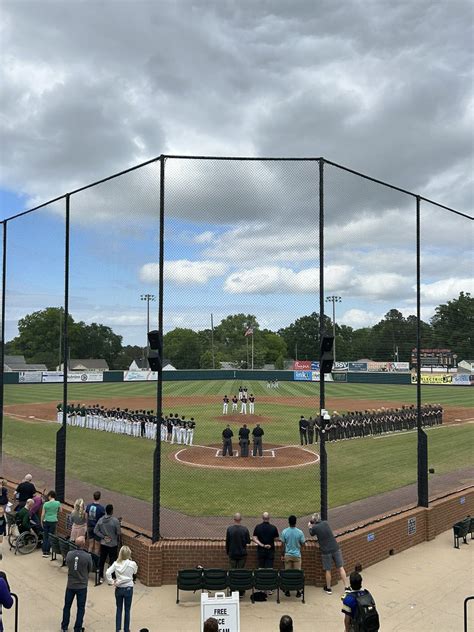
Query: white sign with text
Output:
[[201, 591, 240, 632]]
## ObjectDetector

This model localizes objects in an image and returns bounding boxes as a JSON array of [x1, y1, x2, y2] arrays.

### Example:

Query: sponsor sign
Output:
[[124, 370, 149, 381], [333, 361, 348, 371], [392, 362, 410, 371], [348, 362, 368, 372], [311, 361, 320, 370], [453, 374, 472, 386], [311, 371, 320, 382], [332, 372, 347, 382], [367, 533, 375, 542], [67, 372, 103, 383], [19, 371, 42, 383], [294, 370, 312, 381], [407, 517, 416, 536], [42, 371, 64, 383], [294, 360, 312, 370], [201, 592, 240, 632], [411, 374, 453, 384]]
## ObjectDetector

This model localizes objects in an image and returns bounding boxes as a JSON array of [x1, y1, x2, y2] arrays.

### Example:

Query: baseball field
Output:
[[3, 380, 473, 518]]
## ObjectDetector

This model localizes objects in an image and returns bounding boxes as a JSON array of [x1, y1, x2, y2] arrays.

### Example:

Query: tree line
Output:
[[5, 292, 472, 370]]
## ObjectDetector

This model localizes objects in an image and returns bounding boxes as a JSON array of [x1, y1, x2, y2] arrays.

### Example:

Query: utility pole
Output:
[[140, 294, 156, 355], [325, 296, 341, 364]]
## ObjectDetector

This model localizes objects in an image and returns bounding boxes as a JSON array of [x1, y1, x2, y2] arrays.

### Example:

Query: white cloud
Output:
[[420, 277, 474, 303], [140, 260, 228, 285], [193, 231, 215, 244], [340, 308, 382, 329]]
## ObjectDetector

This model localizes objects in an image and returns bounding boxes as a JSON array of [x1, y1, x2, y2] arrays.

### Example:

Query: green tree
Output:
[[163, 328, 202, 369], [278, 312, 332, 360], [431, 292, 474, 360]]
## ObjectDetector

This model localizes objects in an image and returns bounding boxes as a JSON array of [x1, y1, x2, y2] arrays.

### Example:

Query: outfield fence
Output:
[[1, 156, 472, 540]]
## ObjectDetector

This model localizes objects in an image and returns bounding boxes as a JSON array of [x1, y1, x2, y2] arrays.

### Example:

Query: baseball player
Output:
[[222, 395, 229, 415], [231, 395, 238, 413], [248, 394, 255, 415], [240, 396, 247, 415]]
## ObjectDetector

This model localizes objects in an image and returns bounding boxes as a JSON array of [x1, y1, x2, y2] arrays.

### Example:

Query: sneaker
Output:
[[344, 586, 351, 593], [42, 554, 49, 558], [323, 586, 332, 594], [284, 590, 290, 597], [296, 590, 302, 598]]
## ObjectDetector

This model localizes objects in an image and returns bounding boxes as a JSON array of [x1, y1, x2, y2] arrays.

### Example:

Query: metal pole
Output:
[[211, 313, 215, 369], [416, 196, 428, 507], [319, 159, 328, 521], [152, 157, 165, 542], [56, 194, 69, 502], [251, 332, 254, 370], [332, 301, 336, 364], [0, 221, 7, 473], [147, 298, 150, 344]]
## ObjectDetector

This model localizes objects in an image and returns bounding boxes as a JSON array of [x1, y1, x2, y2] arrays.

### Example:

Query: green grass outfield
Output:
[[3, 380, 473, 517]]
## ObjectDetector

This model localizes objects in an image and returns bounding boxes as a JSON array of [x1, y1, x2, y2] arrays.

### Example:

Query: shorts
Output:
[[283, 555, 301, 570], [321, 548, 344, 571], [87, 526, 100, 541]]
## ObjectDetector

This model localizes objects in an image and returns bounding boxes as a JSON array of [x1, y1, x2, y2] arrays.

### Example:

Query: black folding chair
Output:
[[253, 568, 279, 603], [279, 569, 305, 603], [228, 569, 254, 596], [202, 568, 228, 593], [176, 569, 203, 604]]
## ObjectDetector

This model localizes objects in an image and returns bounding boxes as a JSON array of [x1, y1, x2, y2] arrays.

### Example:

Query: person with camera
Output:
[[308, 513, 348, 594]]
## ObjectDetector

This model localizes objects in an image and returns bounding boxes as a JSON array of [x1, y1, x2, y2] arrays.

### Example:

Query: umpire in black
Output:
[[222, 425, 234, 456], [299, 415, 308, 445], [252, 423, 264, 456], [239, 423, 250, 457]]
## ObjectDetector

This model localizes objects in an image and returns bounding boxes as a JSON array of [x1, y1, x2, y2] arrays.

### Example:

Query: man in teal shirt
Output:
[[280, 515, 305, 598]]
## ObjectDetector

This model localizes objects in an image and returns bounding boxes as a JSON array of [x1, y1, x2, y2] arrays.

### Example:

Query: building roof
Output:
[[4, 355, 48, 371], [69, 359, 109, 370]]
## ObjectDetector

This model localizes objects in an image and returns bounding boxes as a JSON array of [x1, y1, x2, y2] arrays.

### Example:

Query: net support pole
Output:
[[319, 158, 328, 521], [152, 156, 165, 542], [56, 194, 70, 502], [416, 196, 429, 507], [0, 221, 7, 473]]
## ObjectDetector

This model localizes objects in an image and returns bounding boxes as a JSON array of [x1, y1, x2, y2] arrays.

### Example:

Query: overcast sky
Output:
[[0, 0, 473, 348]]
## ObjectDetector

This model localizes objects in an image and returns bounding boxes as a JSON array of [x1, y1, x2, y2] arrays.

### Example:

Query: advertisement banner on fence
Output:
[[311, 361, 320, 370], [332, 372, 348, 382], [42, 371, 64, 383], [348, 362, 368, 372], [311, 371, 320, 382], [391, 362, 410, 371], [67, 372, 103, 383], [19, 371, 42, 383], [294, 361, 311, 370], [124, 370, 149, 381], [453, 374, 473, 386], [333, 362, 348, 371], [294, 370, 311, 381], [411, 373, 453, 384]]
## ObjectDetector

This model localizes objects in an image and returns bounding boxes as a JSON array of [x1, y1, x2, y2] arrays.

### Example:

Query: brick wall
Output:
[[6, 479, 472, 587]]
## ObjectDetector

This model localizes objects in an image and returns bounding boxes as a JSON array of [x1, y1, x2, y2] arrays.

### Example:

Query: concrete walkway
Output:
[[3, 454, 474, 537], [1, 528, 473, 631]]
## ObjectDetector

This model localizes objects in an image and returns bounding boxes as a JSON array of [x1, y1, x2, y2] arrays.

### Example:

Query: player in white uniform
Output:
[[222, 396, 229, 415], [249, 394, 255, 414], [231, 396, 238, 412], [186, 419, 195, 445], [240, 396, 247, 415]]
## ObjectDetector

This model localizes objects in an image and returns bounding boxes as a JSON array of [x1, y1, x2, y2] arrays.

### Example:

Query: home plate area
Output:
[[174, 443, 319, 470]]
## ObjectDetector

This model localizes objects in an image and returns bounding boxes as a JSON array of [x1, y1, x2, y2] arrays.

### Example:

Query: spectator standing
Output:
[[106, 545, 138, 632], [0, 481, 8, 506], [0, 572, 13, 632], [85, 491, 105, 555], [94, 504, 121, 584], [14, 474, 36, 510], [0, 507, 5, 560], [60, 536, 92, 632], [41, 490, 60, 557], [279, 615, 293, 632], [308, 513, 348, 594], [252, 512, 279, 569], [226, 513, 251, 597], [341, 571, 379, 631], [70, 498, 87, 542], [280, 515, 305, 597]]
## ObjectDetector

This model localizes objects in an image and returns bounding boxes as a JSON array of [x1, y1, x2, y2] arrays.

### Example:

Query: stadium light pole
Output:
[[325, 296, 341, 364], [140, 294, 156, 348]]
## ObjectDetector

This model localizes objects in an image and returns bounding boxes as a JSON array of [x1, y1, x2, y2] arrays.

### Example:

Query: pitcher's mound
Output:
[[173, 443, 320, 470]]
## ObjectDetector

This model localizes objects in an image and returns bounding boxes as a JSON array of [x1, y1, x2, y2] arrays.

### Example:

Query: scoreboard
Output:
[[411, 348, 457, 368]]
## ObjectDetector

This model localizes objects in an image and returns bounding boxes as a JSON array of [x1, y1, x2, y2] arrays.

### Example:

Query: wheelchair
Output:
[[6, 512, 42, 555]]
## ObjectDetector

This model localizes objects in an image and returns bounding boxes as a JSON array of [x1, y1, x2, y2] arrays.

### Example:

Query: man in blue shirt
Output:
[[341, 571, 379, 631], [280, 515, 305, 597]]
